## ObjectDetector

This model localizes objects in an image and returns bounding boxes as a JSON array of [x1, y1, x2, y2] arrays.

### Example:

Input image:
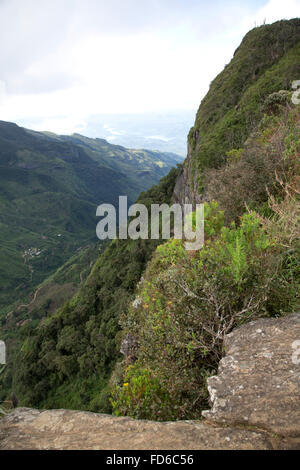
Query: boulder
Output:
[[202, 313, 300, 437]]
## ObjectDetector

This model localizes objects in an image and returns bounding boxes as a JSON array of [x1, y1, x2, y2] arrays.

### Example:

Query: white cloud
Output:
[[0, 0, 299, 133], [246, 0, 300, 26], [30, 116, 87, 136]]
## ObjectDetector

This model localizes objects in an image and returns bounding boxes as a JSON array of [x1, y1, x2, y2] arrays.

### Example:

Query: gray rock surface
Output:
[[0, 408, 273, 450], [173, 139, 203, 207], [202, 313, 300, 437], [120, 332, 137, 360]]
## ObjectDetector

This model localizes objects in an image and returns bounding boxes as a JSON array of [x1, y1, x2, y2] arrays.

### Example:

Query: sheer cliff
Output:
[[173, 18, 300, 205]]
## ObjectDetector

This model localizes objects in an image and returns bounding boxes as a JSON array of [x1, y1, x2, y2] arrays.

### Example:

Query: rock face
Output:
[[120, 332, 137, 360], [173, 139, 202, 207], [0, 408, 274, 450], [202, 313, 300, 438], [1, 314, 299, 450]]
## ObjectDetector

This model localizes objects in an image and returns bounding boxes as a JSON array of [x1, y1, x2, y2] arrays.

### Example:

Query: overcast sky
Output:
[[0, 0, 299, 134]]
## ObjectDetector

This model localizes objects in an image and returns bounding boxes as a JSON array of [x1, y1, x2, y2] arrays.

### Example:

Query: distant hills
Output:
[[19, 110, 196, 156], [0, 120, 182, 311]]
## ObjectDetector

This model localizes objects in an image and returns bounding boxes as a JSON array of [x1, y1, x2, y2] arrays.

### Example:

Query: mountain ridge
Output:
[[174, 18, 300, 205]]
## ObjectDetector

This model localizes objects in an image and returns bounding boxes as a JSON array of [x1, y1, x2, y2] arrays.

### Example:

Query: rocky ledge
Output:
[[202, 313, 300, 438], [1, 314, 299, 450]]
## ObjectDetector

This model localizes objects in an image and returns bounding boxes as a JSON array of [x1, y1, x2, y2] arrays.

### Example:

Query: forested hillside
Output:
[[1, 168, 180, 409], [0, 121, 181, 313], [174, 18, 300, 204]]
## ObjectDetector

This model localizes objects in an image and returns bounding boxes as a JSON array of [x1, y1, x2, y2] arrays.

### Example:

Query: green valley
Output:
[[0, 121, 182, 314]]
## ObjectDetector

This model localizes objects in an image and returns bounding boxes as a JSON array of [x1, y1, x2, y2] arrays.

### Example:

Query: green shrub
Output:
[[263, 90, 290, 113], [205, 105, 300, 222], [110, 364, 175, 421], [114, 202, 296, 420]]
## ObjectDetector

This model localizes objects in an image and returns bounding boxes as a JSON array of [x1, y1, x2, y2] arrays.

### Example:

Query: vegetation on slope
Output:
[[112, 103, 300, 421], [2, 244, 102, 332], [8, 167, 180, 411], [188, 18, 300, 189], [108, 20, 300, 420]]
